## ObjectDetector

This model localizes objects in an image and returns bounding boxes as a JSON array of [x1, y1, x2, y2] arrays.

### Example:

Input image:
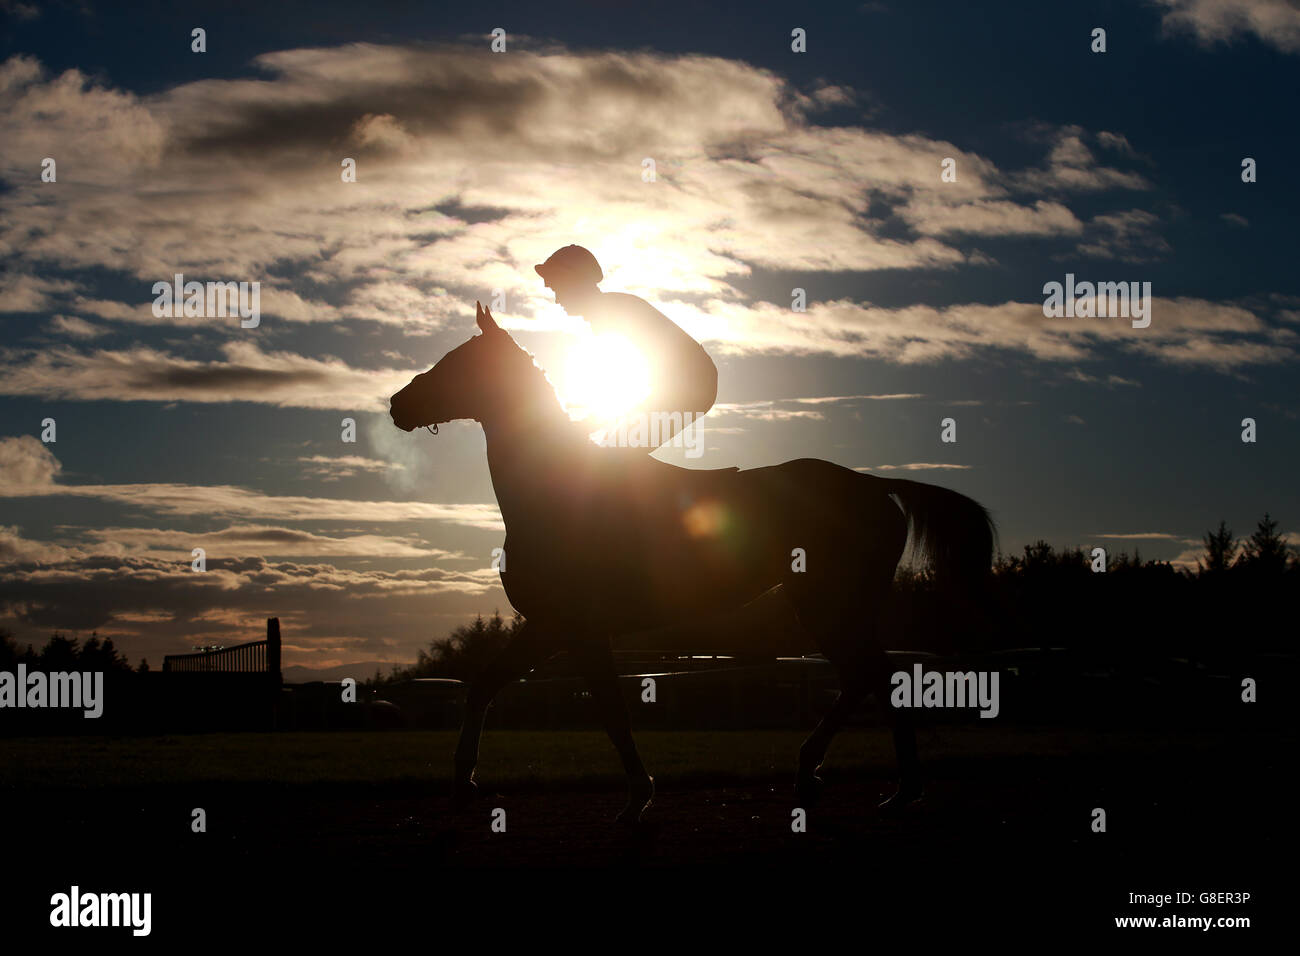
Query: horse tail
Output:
[[885, 478, 997, 586]]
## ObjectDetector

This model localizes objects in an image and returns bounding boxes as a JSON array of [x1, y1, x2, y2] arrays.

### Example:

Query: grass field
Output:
[[4, 725, 1291, 936], [0, 725, 1229, 789]]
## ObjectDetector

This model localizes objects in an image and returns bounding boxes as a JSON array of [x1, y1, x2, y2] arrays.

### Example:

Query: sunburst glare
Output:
[[558, 330, 652, 423]]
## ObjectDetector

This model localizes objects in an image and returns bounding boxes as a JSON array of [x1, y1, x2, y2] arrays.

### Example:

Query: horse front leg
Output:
[[453, 621, 556, 806], [572, 634, 654, 824]]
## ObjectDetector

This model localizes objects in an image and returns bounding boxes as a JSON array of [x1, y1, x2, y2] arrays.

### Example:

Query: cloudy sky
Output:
[[1, 0, 1296, 674]]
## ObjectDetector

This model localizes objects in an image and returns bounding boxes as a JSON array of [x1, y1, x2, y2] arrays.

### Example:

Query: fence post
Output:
[[267, 617, 282, 731], [267, 617, 282, 684]]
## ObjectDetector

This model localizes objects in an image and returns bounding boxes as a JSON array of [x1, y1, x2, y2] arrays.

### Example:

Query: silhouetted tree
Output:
[[1237, 513, 1290, 577], [1198, 521, 1237, 575], [1023, 540, 1055, 569], [79, 634, 130, 672], [1, 631, 133, 672], [370, 612, 525, 686], [0, 628, 18, 670], [39, 634, 80, 671]]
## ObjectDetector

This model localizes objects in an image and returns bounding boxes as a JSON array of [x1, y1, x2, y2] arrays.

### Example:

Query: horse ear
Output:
[[476, 301, 500, 334]]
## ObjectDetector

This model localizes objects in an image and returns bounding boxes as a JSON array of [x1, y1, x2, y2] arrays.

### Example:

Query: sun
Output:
[[560, 331, 652, 424]]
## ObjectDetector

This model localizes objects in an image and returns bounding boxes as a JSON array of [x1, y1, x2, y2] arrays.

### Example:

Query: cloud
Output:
[[0, 440, 505, 663], [1096, 131, 1137, 155], [73, 524, 454, 559], [902, 199, 1083, 238], [1076, 209, 1171, 262], [0, 436, 503, 528], [0, 433, 61, 489], [1152, 0, 1300, 53], [0, 54, 165, 189], [1166, 547, 1207, 571], [678, 295, 1294, 369], [0, 2, 40, 21], [1012, 127, 1151, 193], [1065, 369, 1142, 387], [47, 315, 104, 338], [3, 44, 1280, 376], [0, 548, 503, 648], [1091, 532, 1180, 539], [785, 393, 926, 403], [297, 455, 407, 480], [0, 43, 1161, 352], [854, 463, 972, 471], [713, 393, 924, 421], [0, 272, 77, 312], [0, 524, 70, 563], [0, 521, 456, 563], [3, 290, 1290, 417], [0, 341, 419, 410]]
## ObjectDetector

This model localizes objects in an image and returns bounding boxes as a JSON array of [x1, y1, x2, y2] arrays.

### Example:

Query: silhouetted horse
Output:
[[390, 304, 995, 823]]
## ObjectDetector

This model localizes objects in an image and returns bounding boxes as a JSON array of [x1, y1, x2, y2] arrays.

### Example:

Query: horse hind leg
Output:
[[867, 651, 923, 814], [795, 630, 922, 813], [791, 572, 921, 811], [788, 596, 869, 804], [855, 579, 923, 812]]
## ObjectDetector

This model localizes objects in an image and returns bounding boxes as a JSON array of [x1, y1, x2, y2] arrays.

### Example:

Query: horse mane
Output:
[[496, 329, 592, 443]]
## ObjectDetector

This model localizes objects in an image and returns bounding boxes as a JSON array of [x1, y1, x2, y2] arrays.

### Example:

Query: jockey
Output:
[[535, 245, 717, 453]]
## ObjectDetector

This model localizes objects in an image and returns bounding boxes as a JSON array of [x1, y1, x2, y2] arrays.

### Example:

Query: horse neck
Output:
[[480, 372, 590, 522]]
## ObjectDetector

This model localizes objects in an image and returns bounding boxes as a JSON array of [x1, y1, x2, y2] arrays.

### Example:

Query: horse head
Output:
[[389, 302, 515, 432]]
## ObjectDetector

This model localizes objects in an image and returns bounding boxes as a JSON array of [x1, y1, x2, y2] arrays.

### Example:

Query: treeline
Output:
[[896, 513, 1295, 663], [365, 612, 524, 689], [999, 513, 1293, 578], [0, 631, 144, 673]]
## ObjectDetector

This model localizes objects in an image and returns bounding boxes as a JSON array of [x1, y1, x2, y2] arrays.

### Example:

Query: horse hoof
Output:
[[795, 774, 824, 807], [616, 777, 655, 825], [877, 785, 923, 815]]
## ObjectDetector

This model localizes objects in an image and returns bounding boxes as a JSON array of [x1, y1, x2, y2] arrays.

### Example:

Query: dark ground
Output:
[[3, 725, 1290, 941]]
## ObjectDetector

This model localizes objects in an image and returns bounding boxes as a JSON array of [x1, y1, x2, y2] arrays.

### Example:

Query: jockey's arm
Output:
[[592, 293, 717, 446], [640, 343, 717, 443]]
